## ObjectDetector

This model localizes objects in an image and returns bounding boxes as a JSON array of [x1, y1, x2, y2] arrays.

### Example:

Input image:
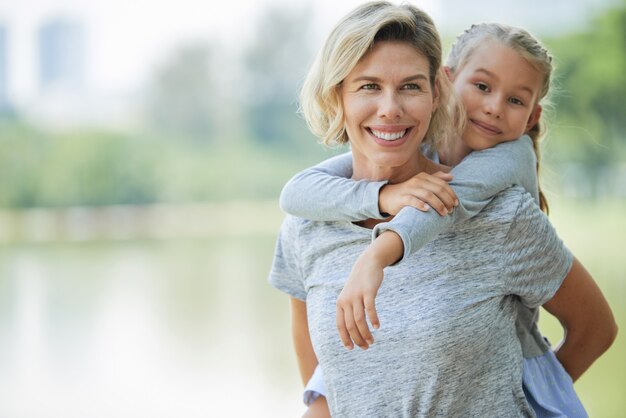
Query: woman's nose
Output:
[[377, 91, 403, 119]]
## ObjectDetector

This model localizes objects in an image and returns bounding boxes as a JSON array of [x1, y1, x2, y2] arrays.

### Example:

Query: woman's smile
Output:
[[367, 126, 413, 147]]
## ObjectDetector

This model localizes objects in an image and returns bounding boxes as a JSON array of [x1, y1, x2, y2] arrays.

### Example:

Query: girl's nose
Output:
[[483, 95, 503, 119]]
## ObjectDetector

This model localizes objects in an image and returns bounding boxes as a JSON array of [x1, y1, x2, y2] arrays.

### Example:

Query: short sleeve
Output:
[[502, 195, 573, 308], [268, 216, 307, 301]]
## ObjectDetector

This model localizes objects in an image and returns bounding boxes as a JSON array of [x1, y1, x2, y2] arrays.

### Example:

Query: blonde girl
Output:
[[279, 17, 616, 418]]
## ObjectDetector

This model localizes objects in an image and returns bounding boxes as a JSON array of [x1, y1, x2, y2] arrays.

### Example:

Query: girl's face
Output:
[[341, 41, 438, 181], [450, 39, 543, 151]]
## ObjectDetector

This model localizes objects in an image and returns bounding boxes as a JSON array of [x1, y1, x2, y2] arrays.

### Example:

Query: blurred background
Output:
[[0, 0, 624, 416]]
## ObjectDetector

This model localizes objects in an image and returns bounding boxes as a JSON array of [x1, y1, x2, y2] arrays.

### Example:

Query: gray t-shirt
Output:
[[269, 188, 572, 417], [279, 136, 549, 357]]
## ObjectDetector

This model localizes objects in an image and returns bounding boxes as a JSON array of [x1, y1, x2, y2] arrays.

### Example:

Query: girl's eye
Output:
[[509, 97, 524, 106], [475, 82, 489, 92]]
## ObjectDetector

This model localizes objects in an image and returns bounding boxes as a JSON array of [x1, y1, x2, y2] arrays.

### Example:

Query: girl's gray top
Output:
[[279, 136, 550, 357], [269, 187, 572, 417]]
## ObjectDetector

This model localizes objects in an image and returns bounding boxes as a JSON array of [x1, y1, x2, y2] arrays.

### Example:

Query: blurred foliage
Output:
[[145, 43, 217, 143], [0, 2, 624, 208], [545, 0, 626, 169], [242, 4, 314, 144], [0, 116, 341, 208]]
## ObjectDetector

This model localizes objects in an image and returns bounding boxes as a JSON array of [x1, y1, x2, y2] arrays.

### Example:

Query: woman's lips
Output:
[[367, 126, 412, 147]]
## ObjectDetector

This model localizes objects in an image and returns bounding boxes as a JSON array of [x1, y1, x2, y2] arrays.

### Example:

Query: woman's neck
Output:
[[438, 136, 472, 167], [352, 151, 444, 184]]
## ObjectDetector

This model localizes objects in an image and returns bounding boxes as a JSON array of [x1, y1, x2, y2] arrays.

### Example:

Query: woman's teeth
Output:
[[370, 129, 406, 141]]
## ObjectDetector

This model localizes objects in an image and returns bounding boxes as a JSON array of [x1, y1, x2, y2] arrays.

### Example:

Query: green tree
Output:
[[144, 42, 217, 143], [548, 0, 626, 168], [242, 4, 314, 145]]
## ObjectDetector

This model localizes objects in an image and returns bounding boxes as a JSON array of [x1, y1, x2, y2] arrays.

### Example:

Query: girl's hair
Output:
[[300, 1, 463, 151], [447, 23, 554, 214]]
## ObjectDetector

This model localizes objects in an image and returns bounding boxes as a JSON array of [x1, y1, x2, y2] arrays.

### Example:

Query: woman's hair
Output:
[[300, 1, 462, 151], [447, 23, 554, 214]]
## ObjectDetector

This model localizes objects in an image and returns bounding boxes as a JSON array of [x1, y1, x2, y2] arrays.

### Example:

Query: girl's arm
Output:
[[279, 152, 456, 221], [337, 137, 538, 349], [542, 257, 618, 381], [374, 135, 538, 261], [279, 152, 387, 221]]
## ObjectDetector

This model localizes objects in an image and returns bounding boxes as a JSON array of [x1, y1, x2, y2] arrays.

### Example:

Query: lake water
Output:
[[0, 202, 304, 418], [0, 199, 624, 417]]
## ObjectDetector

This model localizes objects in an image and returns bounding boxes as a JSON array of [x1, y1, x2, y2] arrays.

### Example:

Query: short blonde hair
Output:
[[300, 1, 462, 149]]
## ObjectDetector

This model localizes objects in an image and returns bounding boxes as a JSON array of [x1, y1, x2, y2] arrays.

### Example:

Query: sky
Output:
[[0, 0, 618, 109]]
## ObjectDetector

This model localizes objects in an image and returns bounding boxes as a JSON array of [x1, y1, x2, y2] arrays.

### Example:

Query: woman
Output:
[[269, 2, 615, 416]]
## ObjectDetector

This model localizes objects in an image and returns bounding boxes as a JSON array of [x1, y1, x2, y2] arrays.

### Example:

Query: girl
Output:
[[280, 22, 616, 417]]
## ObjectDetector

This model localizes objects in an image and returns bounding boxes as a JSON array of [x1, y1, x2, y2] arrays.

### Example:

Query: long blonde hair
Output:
[[447, 23, 554, 213], [300, 1, 462, 151]]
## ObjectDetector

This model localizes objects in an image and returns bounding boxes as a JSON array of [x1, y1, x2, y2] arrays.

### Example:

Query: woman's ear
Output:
[[432, 73, 441, 110], [525, 104, 542, 132], [443, 66, 454, 81]]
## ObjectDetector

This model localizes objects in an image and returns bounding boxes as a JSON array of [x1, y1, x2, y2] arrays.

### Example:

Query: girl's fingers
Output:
[[344, 307, 368, 349], [353, 302, 373, 346], [432, 171, 453, 181], [364, 294, 380, 330], [336, 306, 354, 350]]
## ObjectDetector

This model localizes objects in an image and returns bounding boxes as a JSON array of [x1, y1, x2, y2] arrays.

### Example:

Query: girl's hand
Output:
[[336, 252, 385, 350], [379, 171, 458, 217]]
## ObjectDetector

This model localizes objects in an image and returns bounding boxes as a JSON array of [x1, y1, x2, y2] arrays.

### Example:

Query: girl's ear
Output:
[[526, 104, 542, 132], [443, 66, 454, 81]]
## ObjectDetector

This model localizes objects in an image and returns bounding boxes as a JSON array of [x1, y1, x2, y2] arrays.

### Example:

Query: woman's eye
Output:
[[475, 82, 489, 92], [361, 83, 378, 90], [402, 83, 422, 90]]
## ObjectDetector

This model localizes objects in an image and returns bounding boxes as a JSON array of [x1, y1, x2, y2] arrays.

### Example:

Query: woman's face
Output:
[[341, 41, 438, 180], [450, 39, 543, 150]]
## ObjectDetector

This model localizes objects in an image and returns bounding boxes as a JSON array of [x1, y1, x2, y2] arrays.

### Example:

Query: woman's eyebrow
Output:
[[349, 74, 428, 83]]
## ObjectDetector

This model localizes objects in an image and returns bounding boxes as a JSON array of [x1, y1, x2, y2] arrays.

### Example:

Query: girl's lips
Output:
[[470, 119, 502, 135]]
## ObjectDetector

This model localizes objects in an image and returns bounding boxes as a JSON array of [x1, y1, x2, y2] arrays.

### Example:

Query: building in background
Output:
[[0, 24, 9, 113], [38, 17, 85, 93], [26, 17, 92, 126]]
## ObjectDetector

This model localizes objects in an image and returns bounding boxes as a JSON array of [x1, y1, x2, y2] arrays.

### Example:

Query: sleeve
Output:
[[501, 194, 573, 308], [268, 216, 307, 301], [373, 135, 539, 262], [303, 364, 327, 406], [279, 151, 388, 221]]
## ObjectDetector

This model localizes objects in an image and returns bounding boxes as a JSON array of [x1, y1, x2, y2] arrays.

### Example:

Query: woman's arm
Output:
[[542, 257, 618, 382], [292, 298, 332, 418], [291, 297, 318, 385]]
